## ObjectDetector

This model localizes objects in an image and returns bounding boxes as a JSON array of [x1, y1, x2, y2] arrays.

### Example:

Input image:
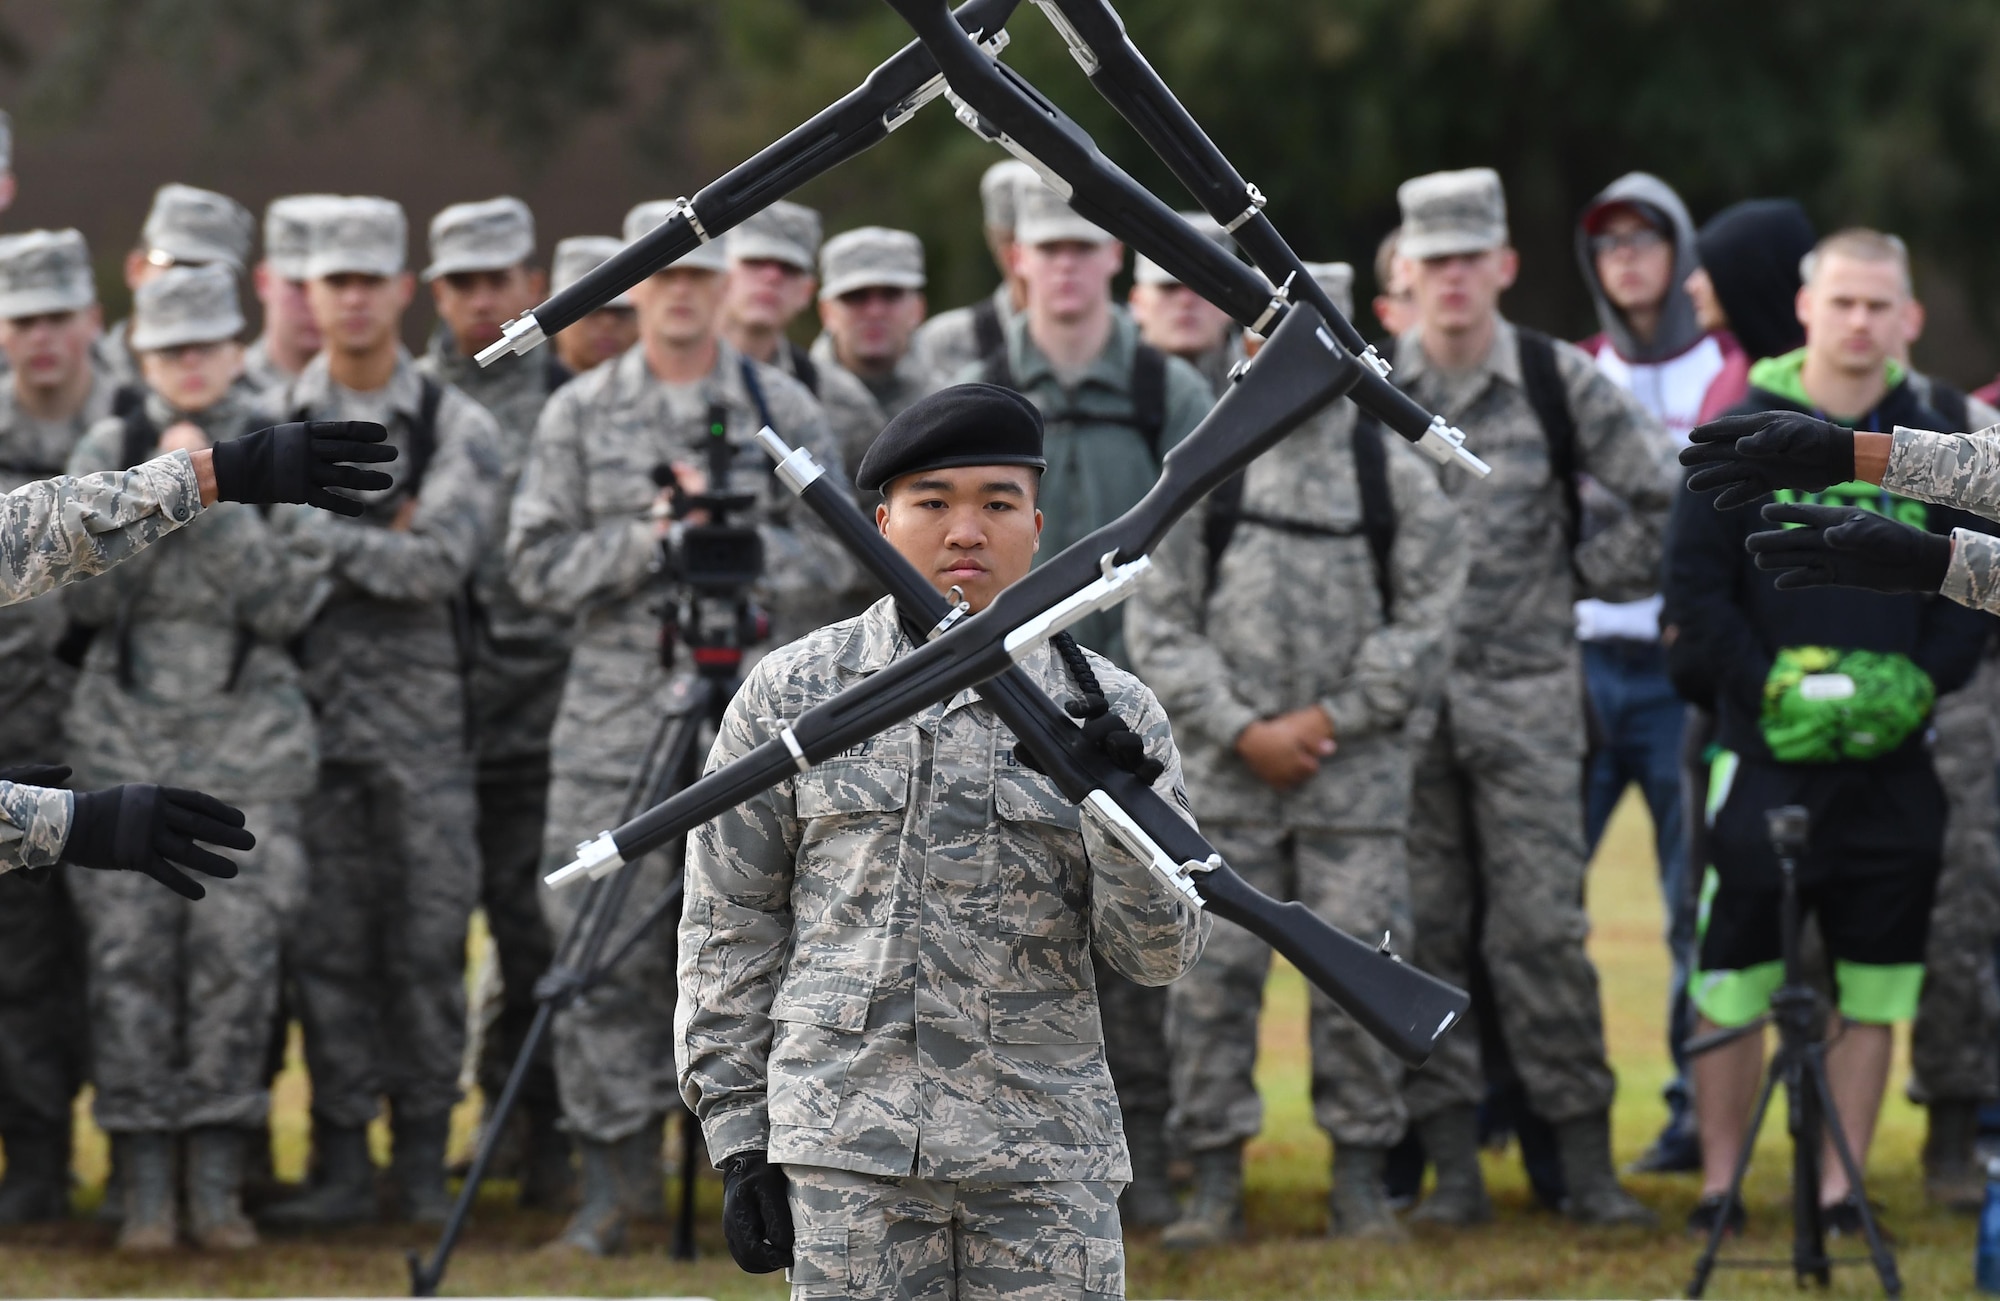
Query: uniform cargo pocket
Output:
[[767, 970, 872, 1130], [788, 1226, 848, 1298], [1084, 1236, 1124, 1296], [985, 990, 1117, 1139]]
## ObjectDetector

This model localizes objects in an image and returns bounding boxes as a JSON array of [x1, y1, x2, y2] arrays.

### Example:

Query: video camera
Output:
[[650, 405, 770, 679]]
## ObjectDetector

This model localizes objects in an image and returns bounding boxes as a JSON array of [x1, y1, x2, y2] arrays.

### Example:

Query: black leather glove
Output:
[[1681, 411, 1856, 510], [1013, 693, 1167, 786], [720, 1150, 792, 1274], [1747, 501, 1952, 593], [63, 784, 254, 901], [210, 421, 398, 517]]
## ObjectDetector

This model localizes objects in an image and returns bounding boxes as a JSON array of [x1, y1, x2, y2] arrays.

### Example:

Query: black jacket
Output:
[[1663, 378, 1995, 768]]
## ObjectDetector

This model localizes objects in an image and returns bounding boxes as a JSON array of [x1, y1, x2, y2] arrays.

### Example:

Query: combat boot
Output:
[[1409, 1107, 1493, 1226], [1924, 1100, 1987, 1211], [520, 1103, 576, 1211], [389, 1112, 453, 1225], [1118, 1111, 1180, 1229], [1159, 1141, 1243, 1250], [1553, 1111, 1656, 1226], [258, 1124, 376, 1229], [184, 1127, 257, 1250], [1328, 1143, 1405, 1241], [0, 1125, 70, 1224], [115, 1132, 178, 1252], [614, 1114, 665, 1223], [545, 1136, 629, 1256]]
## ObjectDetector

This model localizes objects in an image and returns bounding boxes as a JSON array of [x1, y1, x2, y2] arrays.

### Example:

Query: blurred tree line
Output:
[[22, 0, 2000, 370]]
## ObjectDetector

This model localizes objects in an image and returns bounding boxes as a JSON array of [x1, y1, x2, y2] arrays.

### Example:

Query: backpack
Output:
[[971, 296, 1006, 361], [978, 341, 1171, 464]]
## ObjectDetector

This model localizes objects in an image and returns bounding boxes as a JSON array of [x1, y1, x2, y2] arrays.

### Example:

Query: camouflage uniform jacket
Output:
[[677, 597, 1209, 1181], [1125, 401, 1467, 832], [809, 331, 940, 423], [262, 350, 503, 763], [240, 335, 297, 398], [773, 339, 886, 491], [62, 388, 329, 802], [506, 340, 854, 782], [912, 284, 1015, 379], [956, 309, 1213, 666], [0, 371, 117, 740], [0, 452, 205, 609], [418, 326, 574, 761], [1395, 318, 1673, 709]]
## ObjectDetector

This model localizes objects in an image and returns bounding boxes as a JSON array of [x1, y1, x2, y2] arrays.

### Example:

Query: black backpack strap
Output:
[[786, 341, 820, 398], [1201, 471, 1248, 599], [1929, 377, 1972, 434], [1130, 343, 1168, 464], [1351, 416, 1397, 621], [970, 296, 1004, 360], [1514, 327, 1581, 556], [738, 355, 778, 433], [119, 401, 160, 470], [109, 384, 146, 421], [403, 377, 445, 498]]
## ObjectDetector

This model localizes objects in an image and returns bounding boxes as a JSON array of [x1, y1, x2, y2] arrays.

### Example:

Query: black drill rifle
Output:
[[476, 0, 1023, 364], [751, 424, 1466, 1066]]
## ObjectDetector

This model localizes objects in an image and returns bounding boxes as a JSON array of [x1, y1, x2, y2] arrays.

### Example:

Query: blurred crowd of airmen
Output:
[[0, 100, 1993, 1269]]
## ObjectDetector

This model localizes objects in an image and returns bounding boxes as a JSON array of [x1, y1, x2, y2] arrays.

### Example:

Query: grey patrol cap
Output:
[[1396, 167, 1508, 261], [1299, 261, 1355, 322], [0, 229, 96, 319], [980, 159, 1036, 232], [551, 236, 632, 307], [726, 200, 823, 272], [1134, 210, 1233, 286], [819, 227, 925, 302], [623, 200, 727, 274], [423, 196, 535, 281], [263, 194, 339, 280], [141, 183, 256, 272], [130, 263, 245, 352], [304, 196, 408, 279], [1012, 176, 1110, 247]]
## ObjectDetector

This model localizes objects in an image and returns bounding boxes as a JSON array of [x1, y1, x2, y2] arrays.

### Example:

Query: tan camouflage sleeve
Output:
[[1121, 514, 1263, 751], [1082, 663, 1210, 986], [299, 395, 502, 603], [1884, 425, 2000, 522], [1321, 439, 1467, 738], [0, 451, 205, 608], [1562, 346, 1676, 601], [507, 386, 661, 617], [0, 781, 72, 873], [1941, 527, 2000, 615], [676, 654, 799, 1162]]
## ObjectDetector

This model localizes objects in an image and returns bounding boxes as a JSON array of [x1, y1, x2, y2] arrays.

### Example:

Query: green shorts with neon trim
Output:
[[1690, 752, 1941, 1028]]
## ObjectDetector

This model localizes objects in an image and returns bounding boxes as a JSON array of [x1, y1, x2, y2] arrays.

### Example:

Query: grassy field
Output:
[[0, 790, 1984, 1297]]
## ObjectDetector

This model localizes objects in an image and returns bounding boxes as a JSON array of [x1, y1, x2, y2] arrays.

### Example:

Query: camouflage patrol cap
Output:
[[304, 196, 408, 279], [1300, 260, 1355, 322], [423, 196, 535, 281], [980, 159, 1036, 232], [130, 263, 245, 352], [551, 235, 632, 307], [1396, 167, 1508, 261], [263, 194, 338, 280], [818, 227, 925, 302], [623, 200, 726, 274], [1012, 176, 1109, 247], [727, 201, 822, 273], [0, 229, 96, 319], [141, 183, 255, 272], [1134, 210, 1233, 287]]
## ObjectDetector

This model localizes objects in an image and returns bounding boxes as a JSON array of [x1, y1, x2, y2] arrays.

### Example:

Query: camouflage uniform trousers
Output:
[[0, 666, 85, 1135], [1911, 662, 2000, 1104], [538, 766, 679, 1144], [70, 801, 306, 1133], [292, 757, 482, 1126], [1167, 824, 1411, 1152], [1402, 690, 1617, 1123], [784, 1165, 1125, 1301]]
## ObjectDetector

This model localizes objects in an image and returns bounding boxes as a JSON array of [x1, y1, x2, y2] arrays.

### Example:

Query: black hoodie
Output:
[[1694, 199, 1817, 363]]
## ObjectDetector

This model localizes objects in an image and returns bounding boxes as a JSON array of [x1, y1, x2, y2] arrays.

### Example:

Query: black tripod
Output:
[[409, 423, 770, 1297], [1686, 805, 1901, 1299]]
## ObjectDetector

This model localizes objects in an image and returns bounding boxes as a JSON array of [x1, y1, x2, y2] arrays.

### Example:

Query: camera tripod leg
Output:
[[1806, 1044, 1902, 1299], [1688, 1046, 1785, 1299], [1788, 1045, 1829, 1286]]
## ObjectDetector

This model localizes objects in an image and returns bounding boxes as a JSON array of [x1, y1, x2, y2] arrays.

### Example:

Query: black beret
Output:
[[855, 382, 1046, 492]]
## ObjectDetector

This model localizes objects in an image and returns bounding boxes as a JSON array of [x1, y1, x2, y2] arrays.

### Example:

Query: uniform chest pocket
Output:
[[792, 752, 913, 929], [991, 760, 1088, 938]]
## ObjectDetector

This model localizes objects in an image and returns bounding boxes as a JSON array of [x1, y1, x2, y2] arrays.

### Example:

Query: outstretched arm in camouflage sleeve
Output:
[[0, 779, 73, 874], [1563, 348, 1678, 600], [0, 452, 206, 607]]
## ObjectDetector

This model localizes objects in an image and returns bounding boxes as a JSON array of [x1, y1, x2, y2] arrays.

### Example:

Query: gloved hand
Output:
[[720, 1150, 792, 1274], [1681, 412, 1855, 510], [63, 784, 253, 901], [1760, 646, 1848, 764], [1833, 650, 1935, 760], [1747, 501, 1951, 594], [1014, 693, 1167, 786], [0, 763, 71, 788], [210, 421, 397, 517]]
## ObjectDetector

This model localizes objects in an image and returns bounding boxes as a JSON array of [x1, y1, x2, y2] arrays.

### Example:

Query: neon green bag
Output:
[[1760, 647, 1846, 764], [1836, 650, 1934, 760], [1760, 646, 1934, 763]]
